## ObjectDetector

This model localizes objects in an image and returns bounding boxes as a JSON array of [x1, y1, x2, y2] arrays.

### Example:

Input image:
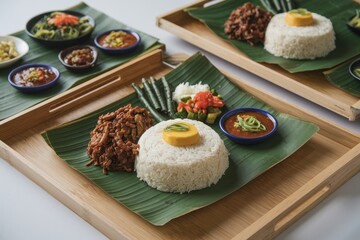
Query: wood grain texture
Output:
[[156, 0, 360, 121], [0, 50, 164, 141], [1, 50, 360, 240]]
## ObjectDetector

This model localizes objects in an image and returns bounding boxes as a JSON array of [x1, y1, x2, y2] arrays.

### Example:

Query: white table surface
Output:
[[1, 1, 360, 239]]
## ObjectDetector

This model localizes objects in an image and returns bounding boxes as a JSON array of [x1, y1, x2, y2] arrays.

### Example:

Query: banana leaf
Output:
[[186, 0, 360, 73], [323, 58, 360, 97], [42, 52, 319, 226], [0, 2, 160, 120]]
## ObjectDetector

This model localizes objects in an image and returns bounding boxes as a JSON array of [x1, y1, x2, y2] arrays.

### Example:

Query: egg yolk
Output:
[[162, 122, 200, 146], [285, 9, 314, 27]]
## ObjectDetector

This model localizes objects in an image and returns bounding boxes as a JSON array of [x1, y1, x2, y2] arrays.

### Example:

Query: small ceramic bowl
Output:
[[58, 45, 98, 71], [0, 35, 29, 69], [94, 29, 141, 54], [219, 108, 278, 144], [347, 15, 360, 35], [25, 10, 95, 47], [8, 63, 60, 93], [349, 58, 360, 81]]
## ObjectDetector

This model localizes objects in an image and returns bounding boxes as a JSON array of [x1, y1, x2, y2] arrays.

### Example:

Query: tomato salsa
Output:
[[224, 111, 274, 138], [11, 66, 57, 87], [97, 31, 138, 49]]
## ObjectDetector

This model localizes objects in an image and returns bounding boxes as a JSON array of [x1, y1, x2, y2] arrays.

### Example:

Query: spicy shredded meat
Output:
[[86, 104, 152, 174], [224, 2, 272, 46]]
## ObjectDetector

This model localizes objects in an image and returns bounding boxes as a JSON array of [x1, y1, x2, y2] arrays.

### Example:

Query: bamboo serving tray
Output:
[[157, 0, 360, 121], [1, 49, 360, 239]]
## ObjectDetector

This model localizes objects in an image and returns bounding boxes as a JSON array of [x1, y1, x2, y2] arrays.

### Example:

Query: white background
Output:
[[1, 1, 360, 239]]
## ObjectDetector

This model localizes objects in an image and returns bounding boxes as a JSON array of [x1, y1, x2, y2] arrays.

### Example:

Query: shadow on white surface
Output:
[[0, 159, 108, 240], [277, 172, 360, 240]]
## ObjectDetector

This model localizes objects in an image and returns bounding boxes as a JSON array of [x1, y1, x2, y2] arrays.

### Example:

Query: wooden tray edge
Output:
[[0, 49, 164, 140], [1, 51, 360, 239], [156, 0, 360, 121], [235, 143, 360, 239]]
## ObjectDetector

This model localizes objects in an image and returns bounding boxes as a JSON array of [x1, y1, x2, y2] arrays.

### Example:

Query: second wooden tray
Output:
[[157, 0, 360, 121], [1, 49, 360, 239]]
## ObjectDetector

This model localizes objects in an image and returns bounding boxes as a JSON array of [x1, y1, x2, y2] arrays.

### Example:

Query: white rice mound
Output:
[[264, 13, 336, 60], [135, 119, 229, 193], [172, 82, 210, 103]]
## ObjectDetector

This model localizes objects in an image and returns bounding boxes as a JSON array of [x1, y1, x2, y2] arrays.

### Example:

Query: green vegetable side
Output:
[[131, 78, 225, 124], [32, 11, 93, 40], [173, 90, 224, 124]]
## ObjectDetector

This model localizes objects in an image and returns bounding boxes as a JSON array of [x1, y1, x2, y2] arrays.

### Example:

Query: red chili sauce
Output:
[[98, 31, 138, 49], [64, 47, 94, 66], [224, 112, 274, 138], [12, 67, 57, 87]]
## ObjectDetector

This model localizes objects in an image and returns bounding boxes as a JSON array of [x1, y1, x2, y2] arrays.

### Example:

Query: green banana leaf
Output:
[[42, 52, 319, 226], [186, 0, 360, 73], [323, 58, 360, 97], [0, 2, 160, 120]]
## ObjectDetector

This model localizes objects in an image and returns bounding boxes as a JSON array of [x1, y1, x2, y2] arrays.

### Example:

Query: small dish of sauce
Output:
[[8, 64, 60, 92], [219, 108, 278, 144], [58, 45, 97, 70], [94, 29, 141, 54], [224, 111, 274, 138]]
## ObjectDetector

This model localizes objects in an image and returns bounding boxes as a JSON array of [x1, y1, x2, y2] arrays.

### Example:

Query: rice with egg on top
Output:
[[135, 119, 229, 193], [264, 12, 335, 60]]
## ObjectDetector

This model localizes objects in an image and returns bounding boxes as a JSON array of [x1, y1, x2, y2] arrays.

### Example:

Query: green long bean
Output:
[[150, 77, 167, 112], [161, 76, 175, 117], [272, 0, 282, 12], [131, 83, 166, 122], [261, 0, 277, 15], [142, 78, 160, 110], [286, 0, 295, 11], [280, 0, 288, 12]]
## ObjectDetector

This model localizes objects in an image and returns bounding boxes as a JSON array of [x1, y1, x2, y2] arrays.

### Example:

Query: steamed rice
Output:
[[264, 12, 335, 60], [135, 119, 229, 193], [172, 82, 209, 103]]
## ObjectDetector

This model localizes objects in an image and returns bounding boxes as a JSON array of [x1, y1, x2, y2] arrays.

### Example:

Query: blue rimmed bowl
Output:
[[219, 108, 278, 144], [8, 63, 60, 93], [349, 58, 360, 81], [94, 29, 141, 54]]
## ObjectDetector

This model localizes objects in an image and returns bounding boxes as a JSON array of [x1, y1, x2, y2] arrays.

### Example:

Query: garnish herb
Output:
[[234, 115, 266, 132], [164, 123, 189, 132], [289, 8, 310, 15]]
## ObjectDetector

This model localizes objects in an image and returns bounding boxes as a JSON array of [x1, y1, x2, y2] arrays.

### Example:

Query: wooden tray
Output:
[[156, 0, 360, 121], [1, 49, 360, 239]]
